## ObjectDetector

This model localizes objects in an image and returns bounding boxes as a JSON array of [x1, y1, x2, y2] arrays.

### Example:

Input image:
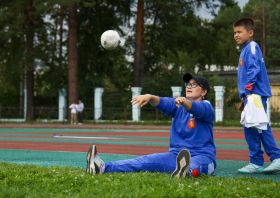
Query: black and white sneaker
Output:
[[171, 149, 191, 179], [86, 145, 105, 175]]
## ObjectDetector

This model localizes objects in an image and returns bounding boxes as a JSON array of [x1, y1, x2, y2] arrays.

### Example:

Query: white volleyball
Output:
[[100, 30, 121, 50]]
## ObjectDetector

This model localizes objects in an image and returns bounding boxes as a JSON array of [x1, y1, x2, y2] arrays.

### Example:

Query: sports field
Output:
[[0, 124, 280, 181]]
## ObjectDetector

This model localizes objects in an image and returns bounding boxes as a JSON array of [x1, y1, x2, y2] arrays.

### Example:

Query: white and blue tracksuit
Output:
[[105, 97, 217, 177], [238, 41, 280, 165]]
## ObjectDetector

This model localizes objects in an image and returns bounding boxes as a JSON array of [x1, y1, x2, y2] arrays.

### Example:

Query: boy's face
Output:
[[233, 26, 253, 45]]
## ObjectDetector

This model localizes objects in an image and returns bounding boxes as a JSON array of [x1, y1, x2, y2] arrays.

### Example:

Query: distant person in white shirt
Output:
[[77, 99, 84, 125], [69, 102, 77, 125]]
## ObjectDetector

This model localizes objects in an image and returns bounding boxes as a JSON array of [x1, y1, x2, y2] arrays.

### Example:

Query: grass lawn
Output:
[[0, 162, 279, 198]]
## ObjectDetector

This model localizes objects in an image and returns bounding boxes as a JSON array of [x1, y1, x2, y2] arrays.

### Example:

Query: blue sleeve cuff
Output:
[[245, 89, 252, 95]]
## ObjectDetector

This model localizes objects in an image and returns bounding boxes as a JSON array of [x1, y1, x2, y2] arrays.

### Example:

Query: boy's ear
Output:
[[249, 30, 254, 37]]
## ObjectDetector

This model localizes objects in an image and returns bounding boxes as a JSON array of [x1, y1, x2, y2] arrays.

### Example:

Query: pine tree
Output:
[[211, 1, 241, 68], [266, 5, 280, 68], [68, 3, 78, 119], [133, 0, 144, 87], [242, 0, 272, 60], [76, 0, 132, 106]]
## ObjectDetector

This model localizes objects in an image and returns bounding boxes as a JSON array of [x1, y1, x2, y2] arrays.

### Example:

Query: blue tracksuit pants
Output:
[[244, 97, 280, 166], [104, 151, 215, 177]]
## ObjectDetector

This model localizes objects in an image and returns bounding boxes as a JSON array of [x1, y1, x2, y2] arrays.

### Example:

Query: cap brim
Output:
[[183, 73, 203, 85], [183, 73, 193, 83]]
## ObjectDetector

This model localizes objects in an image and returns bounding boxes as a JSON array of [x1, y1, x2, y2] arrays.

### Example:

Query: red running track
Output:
[[1, 129, 279, 162], [2, 131, 280, 139]]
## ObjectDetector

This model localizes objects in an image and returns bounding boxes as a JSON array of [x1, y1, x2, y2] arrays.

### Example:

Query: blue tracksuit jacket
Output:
[[238, 41, 271, 98], [155, 97, 217, 167]]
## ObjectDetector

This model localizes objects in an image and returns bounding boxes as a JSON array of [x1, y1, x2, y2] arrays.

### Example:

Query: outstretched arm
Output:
[[131, 94, 160, 108], [174, 97, 192, 110]]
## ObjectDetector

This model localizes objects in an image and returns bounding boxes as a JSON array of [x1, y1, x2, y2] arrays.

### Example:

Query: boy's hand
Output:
[[240, 95, 251, 103], [175, 97, 187, 108], [131, 95, 151, 108]]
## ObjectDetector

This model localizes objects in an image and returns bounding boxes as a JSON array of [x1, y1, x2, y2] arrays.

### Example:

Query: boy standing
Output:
[[233, 17, 280, 174]]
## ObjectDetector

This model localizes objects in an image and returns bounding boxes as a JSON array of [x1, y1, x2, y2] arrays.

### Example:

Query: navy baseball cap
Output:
[[183, 73, 210, 97]]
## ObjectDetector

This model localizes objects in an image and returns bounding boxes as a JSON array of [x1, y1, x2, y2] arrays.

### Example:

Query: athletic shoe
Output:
[[238, 163, 264, 174], [171, 149, 191, 179], [86, 145, 105, 175], [78, 123, 83, 125], [263, 158, 280, 174]]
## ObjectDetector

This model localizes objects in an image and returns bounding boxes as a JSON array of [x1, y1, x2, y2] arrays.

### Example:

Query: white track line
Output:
[[52, 135, 123, 139]]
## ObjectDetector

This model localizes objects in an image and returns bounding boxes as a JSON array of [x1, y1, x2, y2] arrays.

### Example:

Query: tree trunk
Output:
[[68, 4, 78, 120], [133, 0, 144, 87], [59, 6, 64, 70], [26, 0, 35, 121], [146, 6, 159, 75], [262, 2, 266, 60]]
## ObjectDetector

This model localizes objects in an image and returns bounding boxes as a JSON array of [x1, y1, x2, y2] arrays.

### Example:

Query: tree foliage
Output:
[[266, 4, 280, 68], [0, 0, 279, 108], [211, 2, 241, 68]]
